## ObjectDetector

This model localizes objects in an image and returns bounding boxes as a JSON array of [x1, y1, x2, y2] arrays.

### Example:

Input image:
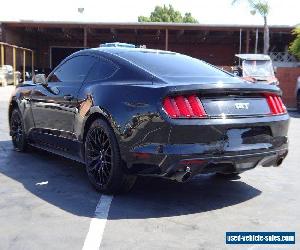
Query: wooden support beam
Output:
[[1, 44, 4, 66], [31, 51, 34, 76], [13, 47, 16, 85], [239, 29, 242, 55], [84, 27, 88, 48], [0, 42, 33, 82], [0, 42, 32, 52], [165, 29, 169, 51], [23, 50, 26, 82], [246, 30, 250, 53], [255, 28, 258, 53]]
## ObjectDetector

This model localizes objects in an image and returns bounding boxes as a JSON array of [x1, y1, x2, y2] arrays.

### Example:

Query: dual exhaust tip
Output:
[[172, 156, 285, 182], [172, 166, 192, 183]]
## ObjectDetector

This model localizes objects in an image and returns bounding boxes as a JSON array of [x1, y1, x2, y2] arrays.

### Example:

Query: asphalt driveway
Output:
[[0, 86, 299, 250]]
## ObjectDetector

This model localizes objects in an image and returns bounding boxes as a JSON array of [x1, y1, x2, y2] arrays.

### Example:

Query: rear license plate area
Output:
[[201, 97, 270, 117], [224, 127, 272, 151]]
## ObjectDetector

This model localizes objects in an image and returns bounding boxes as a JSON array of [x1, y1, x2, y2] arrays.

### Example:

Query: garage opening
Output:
[[50, 47, 84, 69]]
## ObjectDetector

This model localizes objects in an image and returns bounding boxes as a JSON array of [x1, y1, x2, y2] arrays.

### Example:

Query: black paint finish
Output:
[[8, 47, 289, 179]]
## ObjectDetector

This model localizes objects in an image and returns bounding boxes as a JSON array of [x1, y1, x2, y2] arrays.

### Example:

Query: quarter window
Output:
[[48, 56, 97, 83], [85, 58, 118, 81]]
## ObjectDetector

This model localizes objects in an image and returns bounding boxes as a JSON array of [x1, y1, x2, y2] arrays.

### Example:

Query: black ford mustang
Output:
[[9, 44, 289, 194]]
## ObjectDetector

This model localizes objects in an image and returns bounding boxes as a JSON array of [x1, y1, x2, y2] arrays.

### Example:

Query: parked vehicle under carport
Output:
[[231, 54, 279, 86], [0, 65, 21, 86]]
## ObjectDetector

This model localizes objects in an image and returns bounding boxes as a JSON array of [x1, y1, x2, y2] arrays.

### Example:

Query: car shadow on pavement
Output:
[[0, 140, 261, 219], [0, 140, 100, 218], [109, 175, 261, 219]]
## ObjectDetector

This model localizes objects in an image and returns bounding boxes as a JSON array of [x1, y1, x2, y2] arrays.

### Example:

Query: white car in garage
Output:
[[0, 65, 21, 86]]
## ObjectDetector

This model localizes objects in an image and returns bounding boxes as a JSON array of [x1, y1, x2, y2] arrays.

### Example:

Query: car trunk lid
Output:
[[201, 95, 270, 118], [161, 82, 285, 118]]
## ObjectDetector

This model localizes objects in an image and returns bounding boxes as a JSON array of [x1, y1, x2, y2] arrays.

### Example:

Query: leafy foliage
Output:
[[138, 4, 198, 23], [232, 0, 270, 53], [183, 13, 198, 23], [289, 27, 300, 59], [232, 0, 269, 18]]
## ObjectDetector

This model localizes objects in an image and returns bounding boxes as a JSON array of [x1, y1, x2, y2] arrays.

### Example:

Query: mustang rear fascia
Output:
[[129, 85, 289, 181]]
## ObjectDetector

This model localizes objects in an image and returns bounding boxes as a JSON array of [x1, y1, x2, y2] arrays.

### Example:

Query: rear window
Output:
[[118, 51, 230, 77]]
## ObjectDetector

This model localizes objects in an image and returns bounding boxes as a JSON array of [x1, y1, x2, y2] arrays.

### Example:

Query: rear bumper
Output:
[[129, 144, 288, 177], [163, 147, 288, 177], [125, 114, 289, 178]]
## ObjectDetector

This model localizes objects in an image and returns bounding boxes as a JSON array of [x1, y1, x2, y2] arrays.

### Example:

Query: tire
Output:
[[84, 118, 136, 194], [10, 109, 28, 152]]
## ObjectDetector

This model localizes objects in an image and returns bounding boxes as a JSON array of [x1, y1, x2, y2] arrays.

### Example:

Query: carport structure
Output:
[[0, 41, 34, 84], [0, 21, 294, 70]]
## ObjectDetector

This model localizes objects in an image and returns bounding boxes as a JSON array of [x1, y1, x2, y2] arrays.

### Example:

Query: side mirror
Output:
[[33, 74, 47, 86], [273, 66, 277, 74]]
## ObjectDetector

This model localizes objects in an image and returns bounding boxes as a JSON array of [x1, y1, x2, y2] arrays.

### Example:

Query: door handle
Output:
[[63, 94, 74, 101]]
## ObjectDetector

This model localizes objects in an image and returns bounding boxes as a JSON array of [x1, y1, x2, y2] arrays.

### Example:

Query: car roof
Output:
[[91, 46, 177, 56], [70, 47, 177, 64]]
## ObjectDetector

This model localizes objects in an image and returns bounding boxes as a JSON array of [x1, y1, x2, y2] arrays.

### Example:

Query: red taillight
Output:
[[162, 95, 207, 118], [163, 97, 177, 118], [265, 94, 287, 115]]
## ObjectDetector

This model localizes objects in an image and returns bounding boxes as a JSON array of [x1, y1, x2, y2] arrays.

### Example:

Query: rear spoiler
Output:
[[162, 82, 282, 97]]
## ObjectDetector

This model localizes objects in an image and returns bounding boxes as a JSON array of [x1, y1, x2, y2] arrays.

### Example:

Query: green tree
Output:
[[289, 27, 300, 59], [232, 0, 270, 54], [183, 13, 198, 23], [138, 4, 198, 23]]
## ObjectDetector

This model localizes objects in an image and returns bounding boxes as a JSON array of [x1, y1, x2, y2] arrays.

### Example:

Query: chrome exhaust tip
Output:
[[172, 166, 192, 183]]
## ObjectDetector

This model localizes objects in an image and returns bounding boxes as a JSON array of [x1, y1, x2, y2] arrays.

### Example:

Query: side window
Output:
[[48, 55, 97, 83], [85, 57, 118, 82]]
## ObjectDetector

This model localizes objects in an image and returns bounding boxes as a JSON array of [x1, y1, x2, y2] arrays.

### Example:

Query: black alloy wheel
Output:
[[85, 125, 112, 187], [85, 119, 136, 194], [10, 109, 27, 152]]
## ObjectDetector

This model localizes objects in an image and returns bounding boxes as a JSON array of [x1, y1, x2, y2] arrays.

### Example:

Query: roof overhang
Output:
[[0, 21, 295, 32]]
